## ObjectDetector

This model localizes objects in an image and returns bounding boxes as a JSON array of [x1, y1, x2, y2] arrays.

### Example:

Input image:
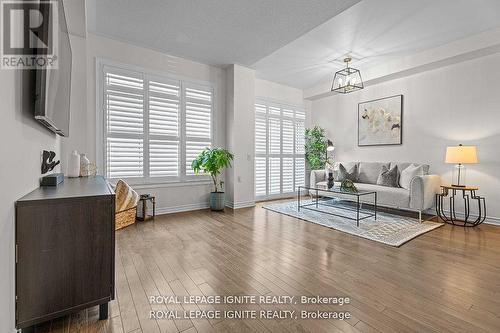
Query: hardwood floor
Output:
[[33, 201, 500, 332]]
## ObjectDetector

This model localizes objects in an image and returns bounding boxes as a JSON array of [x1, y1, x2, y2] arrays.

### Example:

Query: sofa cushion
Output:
[[316, 181, 327, 189], [358, 162, 389, 184], [377, 165, 399, 187], [390, 162, 429, 176], [355, 183, 410, 208], [336, 163, 359, 182], [399, 164, 425, 190]]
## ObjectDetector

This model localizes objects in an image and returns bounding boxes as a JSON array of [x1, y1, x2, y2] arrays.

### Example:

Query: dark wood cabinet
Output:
[[15, 176, 115, 330]]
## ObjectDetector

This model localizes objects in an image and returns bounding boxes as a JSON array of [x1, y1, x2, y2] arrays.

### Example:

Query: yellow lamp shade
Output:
[[445, 145, 478, 164]]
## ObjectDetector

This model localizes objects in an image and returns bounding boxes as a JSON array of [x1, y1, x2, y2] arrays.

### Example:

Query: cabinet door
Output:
[[16, 197, 114, 326]]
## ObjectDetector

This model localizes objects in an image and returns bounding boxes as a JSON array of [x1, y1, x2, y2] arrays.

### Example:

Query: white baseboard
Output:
[[155, 202, 209, 215], [225, 200, 256, 209], [149, 201, 500, 226], [485, 217, 500, 226], [154, 200, 256, 215]]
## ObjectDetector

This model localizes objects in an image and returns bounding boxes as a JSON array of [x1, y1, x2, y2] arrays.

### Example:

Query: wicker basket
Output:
[[115, 206, 137, 230]]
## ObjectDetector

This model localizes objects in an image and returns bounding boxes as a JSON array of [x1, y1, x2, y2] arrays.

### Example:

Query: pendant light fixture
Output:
[[331, 57, 363, 93]]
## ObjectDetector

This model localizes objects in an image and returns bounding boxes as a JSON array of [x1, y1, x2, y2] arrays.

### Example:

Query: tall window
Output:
[[101, 64, 213, 183], [255, 100, 305, 199]]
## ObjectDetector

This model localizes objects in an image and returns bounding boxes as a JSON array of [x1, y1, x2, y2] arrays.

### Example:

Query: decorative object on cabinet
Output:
[[41, 150, 60, 174], [40, 173, 64, 186], [79, 153, 90, 176], [67, 150, 80, 177]]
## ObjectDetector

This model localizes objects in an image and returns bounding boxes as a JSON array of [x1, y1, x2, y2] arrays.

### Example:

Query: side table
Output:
[[436, 185, 486, 227]]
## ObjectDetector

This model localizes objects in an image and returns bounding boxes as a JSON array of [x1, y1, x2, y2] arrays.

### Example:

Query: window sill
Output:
[[108, 178, 213, 190]]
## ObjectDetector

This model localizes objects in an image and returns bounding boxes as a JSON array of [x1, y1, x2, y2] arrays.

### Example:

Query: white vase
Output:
[[67, 150, 80, 178], [80, 153, 90, 176]]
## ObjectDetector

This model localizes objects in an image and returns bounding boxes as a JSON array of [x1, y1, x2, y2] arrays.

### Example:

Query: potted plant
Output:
[[305, 126, 328, 170], [191, 147, 234, 211]]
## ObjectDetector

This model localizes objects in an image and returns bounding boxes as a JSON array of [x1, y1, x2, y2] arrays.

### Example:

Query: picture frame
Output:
[[358, 94, 403, 146]]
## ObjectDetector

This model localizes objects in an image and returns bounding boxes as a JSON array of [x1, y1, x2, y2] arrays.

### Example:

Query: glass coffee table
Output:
[[297, 186, 377, 227]]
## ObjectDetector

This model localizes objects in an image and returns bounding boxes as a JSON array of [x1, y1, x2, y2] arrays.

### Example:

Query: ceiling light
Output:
[[331, 57, 363, 94]]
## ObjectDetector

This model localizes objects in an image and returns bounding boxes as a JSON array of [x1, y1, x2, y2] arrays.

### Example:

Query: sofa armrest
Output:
[[409, 175, 441, 211], [310, 169, 326, 187]]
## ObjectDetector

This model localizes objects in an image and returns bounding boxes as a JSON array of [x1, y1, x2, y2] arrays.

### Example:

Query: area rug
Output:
[[263, 199, 443, 247]]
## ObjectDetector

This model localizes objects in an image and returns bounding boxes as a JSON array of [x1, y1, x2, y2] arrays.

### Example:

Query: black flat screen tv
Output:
[[34, 0, 72, 136]]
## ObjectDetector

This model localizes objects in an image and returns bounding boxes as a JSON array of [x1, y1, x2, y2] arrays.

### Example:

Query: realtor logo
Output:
[[1, 0, 58, 69]]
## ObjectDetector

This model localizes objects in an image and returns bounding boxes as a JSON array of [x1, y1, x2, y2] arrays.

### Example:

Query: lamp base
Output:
[[452, 164, 467, 189]]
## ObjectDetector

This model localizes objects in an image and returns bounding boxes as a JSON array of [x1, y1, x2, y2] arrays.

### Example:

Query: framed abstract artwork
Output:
[[358, 95, 403, 146]]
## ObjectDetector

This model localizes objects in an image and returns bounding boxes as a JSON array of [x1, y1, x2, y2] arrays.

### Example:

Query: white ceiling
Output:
[[253, 0, 500, 89], [86, 0, 500, 90], [86, 0, 359, 66]]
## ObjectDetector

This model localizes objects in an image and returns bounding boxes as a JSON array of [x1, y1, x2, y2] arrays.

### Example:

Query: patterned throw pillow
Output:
[[377, 165, 399, 187], [336, 163, 359, 182]]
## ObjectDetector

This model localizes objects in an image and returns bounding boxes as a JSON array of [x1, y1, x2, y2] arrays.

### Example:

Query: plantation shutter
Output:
[[254, 101, 306, 199], [184, 85, 213, 175], [148, 78, 180, 177], [294, 110, 306, 189], [269, 157, 281, 195], [282, 157, 294, 193], [104, 67, 145, 178], [101, 62, 215, 183], [255, 104, 267, 196], [294, 157, 305, 190]]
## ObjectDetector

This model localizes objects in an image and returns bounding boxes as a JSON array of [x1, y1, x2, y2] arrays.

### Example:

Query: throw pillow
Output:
[[336, 163, 359, 182], [115, 179, 140, 213], [376, 165, 399, 187], [399, 164, 425, 190]]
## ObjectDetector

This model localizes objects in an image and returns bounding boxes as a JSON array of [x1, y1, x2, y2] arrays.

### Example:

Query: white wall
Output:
[[60, 34, 88, 167], [225, 65, 256, 208], [255, 78, 305, 106], [68, 33, 227, 213], [255, 77, 311, 126], [0, 70, 61, 332], [310, 52, 500, 222]]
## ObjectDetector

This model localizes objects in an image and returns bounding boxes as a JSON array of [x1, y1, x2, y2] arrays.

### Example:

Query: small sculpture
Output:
[[41, 150, 60, 174], [340, 179, 358, 193]]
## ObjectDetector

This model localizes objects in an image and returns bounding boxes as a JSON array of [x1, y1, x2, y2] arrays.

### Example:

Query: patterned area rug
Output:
[[263, 199, 443, 247]]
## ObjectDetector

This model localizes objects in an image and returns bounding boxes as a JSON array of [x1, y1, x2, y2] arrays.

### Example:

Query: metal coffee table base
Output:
[[298, 186, 377, 227]]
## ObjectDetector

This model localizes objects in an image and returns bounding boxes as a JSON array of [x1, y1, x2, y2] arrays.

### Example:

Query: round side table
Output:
[[436, 185, 486, 227]]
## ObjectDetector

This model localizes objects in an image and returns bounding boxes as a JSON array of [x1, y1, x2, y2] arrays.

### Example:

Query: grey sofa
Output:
[[309, 162, 441, 221]]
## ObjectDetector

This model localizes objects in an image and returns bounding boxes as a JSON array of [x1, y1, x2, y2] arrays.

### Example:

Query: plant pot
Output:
[[210, 191, 225, 211]]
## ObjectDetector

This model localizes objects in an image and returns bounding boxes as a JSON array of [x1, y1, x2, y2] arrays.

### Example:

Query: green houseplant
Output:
[[305, 126, 328, 170], [191, 147, 234, 211]]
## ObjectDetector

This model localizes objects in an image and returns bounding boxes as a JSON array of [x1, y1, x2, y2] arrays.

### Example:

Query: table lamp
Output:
[[445, 144, 478, 187]]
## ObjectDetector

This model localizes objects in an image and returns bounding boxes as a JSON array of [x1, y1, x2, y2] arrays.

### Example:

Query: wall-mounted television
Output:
[[34, 0, 72, 137]]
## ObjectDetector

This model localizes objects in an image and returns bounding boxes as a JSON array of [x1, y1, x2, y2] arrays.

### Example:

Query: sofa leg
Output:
[[418, 211, 422, 222]]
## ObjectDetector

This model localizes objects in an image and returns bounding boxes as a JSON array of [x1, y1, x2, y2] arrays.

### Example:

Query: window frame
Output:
[[96, 58, 215, 186], [254, 98, 306, 201]]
